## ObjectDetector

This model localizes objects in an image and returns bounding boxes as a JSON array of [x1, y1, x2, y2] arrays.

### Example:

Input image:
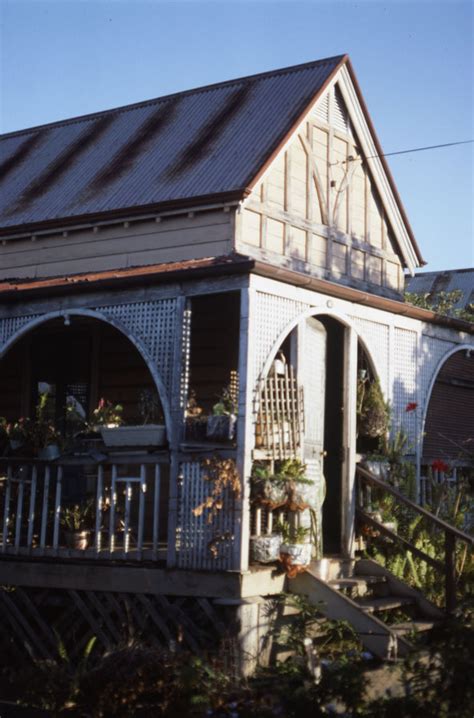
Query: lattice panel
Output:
[[98, 299, 179, 394], [0, 586, 228, 663], [392, 328, 418, 444], [0, 314, 41, 351], [352, 317, 390, 396], [254, 291, 309, 383], [419, 334, 457, 411], [176, 461, 236, 571]]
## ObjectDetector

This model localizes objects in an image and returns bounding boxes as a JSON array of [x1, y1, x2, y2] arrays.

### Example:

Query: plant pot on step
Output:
[[280, 542, 312, 567], [250, 534, 282, 563], [279, 542, 312, 578]]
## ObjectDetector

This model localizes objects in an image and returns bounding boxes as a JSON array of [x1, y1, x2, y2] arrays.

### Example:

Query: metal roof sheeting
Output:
[[0, 56, 343, 231], [406, 269, 474, 309]]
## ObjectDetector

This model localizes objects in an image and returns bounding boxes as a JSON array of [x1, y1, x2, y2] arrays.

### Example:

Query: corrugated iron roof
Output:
[[0, 56, 344, 232], [406, 269, 474, 309]]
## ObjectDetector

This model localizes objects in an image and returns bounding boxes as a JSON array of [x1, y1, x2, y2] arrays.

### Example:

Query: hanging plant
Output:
[[251, 459, 314, 511], [357, 378, 389, 439]]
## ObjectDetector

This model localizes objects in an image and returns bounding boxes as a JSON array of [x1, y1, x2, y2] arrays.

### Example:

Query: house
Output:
[[0, 55, 472, 668], [406, 268, 474, 315], [404, 269, 474, 502]]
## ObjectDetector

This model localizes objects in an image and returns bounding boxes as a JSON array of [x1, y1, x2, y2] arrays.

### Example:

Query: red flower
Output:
[[405, 402, 418, 412], [432, 459, 450, 473]]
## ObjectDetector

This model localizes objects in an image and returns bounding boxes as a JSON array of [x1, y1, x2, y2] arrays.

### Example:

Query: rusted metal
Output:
[[6, 114, 117, 215], [0, 56, 342, 231], [0, 131, 44, 180], [86, 96, 182, 194]]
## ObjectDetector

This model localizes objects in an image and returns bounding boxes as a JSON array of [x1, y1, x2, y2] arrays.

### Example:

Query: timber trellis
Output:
[[255, 363, 304, 460]]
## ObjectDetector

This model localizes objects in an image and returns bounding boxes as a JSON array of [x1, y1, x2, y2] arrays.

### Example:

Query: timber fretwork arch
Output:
[[0, 299, 183, 432]]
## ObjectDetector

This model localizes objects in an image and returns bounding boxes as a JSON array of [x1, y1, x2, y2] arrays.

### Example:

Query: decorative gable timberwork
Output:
[[238, 80, 409, 297]]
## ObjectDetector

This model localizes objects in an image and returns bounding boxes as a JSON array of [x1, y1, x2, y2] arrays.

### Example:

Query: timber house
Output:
[[0, 55, 473, 668]]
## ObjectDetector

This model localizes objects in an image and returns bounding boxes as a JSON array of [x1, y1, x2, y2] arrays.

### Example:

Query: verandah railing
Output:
[[0, 458, 167, 561], [356, 465, 474, 612]]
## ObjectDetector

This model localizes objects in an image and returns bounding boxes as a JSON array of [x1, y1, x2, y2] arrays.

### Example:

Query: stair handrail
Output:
[[356, 464, 473, 613]]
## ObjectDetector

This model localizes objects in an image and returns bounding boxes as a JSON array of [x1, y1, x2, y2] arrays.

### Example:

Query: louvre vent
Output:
[[313, 93, 329, 123], [333, 86, 350, 135]]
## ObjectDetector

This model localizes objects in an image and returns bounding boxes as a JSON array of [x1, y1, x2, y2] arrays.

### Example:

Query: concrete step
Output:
[[356, 596, 415, 613]]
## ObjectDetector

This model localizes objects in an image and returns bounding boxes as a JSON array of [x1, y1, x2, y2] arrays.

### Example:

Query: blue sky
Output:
[[0, 0, 472, 272]]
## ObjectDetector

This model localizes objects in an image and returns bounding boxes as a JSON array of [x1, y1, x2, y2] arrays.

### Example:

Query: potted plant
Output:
[[6, 417, 34, 453], [33, 393, 62, 460], [95, 394, 167, 447], [251, 459, 314, 510], [277, 521, 312, 576], [250, 532, 283, 564], [61, 499, 94, 550], [91, 398, 124, 432], [206, 386, 237, 442], [357, 377, 389, 439], [251, 462, 287, 507], [185, 390, 208, 442]]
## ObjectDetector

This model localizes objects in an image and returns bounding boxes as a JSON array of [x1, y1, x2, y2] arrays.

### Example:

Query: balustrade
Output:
[[0, 459, 167, 562]]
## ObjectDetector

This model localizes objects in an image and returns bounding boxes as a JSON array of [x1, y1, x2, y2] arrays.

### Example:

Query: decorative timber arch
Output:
[[0, 306, 177, 433], [256, 305, 383, 392]]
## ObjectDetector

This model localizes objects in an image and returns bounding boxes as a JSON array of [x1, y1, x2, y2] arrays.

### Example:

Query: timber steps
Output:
[[291, 557, 443, 661]]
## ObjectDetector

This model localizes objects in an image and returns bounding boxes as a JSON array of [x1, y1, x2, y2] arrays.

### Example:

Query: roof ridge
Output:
[[0, 55, 347, 140]]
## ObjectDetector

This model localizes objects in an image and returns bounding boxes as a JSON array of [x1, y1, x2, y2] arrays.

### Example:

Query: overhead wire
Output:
[[332, 139, 473, 165]]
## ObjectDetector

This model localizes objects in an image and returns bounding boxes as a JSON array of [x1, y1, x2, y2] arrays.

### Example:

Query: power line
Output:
[[336, 139, 473, 164]]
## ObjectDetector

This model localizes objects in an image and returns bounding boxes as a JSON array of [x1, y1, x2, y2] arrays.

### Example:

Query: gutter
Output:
[[0, 254, 471, 335], [0, 191, 245, 240]]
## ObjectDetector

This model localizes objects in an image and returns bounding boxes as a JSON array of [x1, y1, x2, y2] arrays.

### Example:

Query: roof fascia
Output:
[[338, 62, 425, 271]]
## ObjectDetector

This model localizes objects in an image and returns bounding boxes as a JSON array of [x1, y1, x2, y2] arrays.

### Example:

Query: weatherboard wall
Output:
[[0, 210, 233, 280], [236, 85, 404, 298]]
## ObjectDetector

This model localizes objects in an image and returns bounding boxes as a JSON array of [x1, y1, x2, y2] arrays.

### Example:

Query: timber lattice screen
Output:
[[255, 364, 304, 460], [0, 586, 234, 665]]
